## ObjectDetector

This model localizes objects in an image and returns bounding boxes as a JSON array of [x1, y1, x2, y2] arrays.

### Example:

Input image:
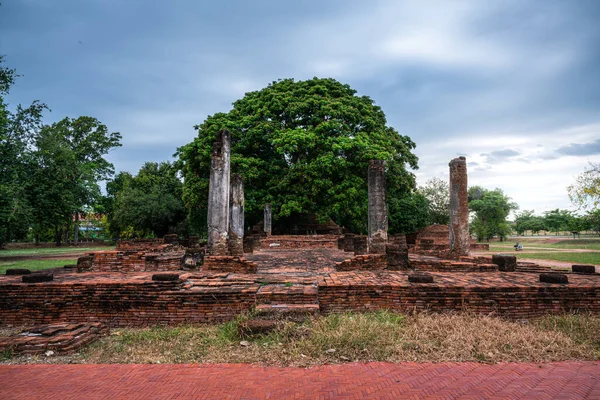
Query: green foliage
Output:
[[568, 162, 600, 210], [27, 116, 121, 244], [468, 186, 518, 241], [109, 162, 187, 238], [585, 209, 600, 235], [0, 56, 120, 247], [178, 77, 418, 234], [0, 56, 48, 246], [388, 192, 430, 234], [417, 177, 450, 225], [514, 210, 547, 235], [543, 209, 577, 235]]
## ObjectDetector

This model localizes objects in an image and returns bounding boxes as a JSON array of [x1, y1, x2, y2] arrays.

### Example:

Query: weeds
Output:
[[4, 312, 599, 365]]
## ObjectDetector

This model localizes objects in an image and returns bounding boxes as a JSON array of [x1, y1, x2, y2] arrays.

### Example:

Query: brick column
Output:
[[368, 160, 388, 254], [264, 204, 272, 236], [449, 156, 470, 257], [207, 130, 231, 255], [229, 174, 244, 256]]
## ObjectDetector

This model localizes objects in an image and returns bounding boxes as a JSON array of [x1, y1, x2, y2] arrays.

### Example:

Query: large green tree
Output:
[[110, 162, 187, 238], [468, 186, 518, 241], [568, 162, 600, 211], [417, 177, 450, 225], [0, 56, 47, 246], [513, 210, 547, 236], [32, 117, 121, 244], [178, 77, 419, 234]]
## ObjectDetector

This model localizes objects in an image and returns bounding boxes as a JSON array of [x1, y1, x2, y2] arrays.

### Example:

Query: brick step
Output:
[[255, 304, 320, 316], [256, 284, 318, 305]]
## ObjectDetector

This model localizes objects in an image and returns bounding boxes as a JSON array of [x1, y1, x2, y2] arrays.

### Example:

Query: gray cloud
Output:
[[480, 149, 520, 164], [556, 139, 600, 156], [1, 0, 600, 213]]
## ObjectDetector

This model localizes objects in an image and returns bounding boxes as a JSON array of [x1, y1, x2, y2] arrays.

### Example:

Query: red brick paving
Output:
[[1, 362, 599, 399]]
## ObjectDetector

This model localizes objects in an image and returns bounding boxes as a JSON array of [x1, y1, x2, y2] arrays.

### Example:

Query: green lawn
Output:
[[0, 258, 76, 274], [0, 247, 108, 257], [490, 239, 600, 251], [515, 252, 600, 265], [488, 245, 565, 253]]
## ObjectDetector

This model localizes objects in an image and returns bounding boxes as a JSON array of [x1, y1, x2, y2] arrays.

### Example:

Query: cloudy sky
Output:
[[2, 0, 600, 215]]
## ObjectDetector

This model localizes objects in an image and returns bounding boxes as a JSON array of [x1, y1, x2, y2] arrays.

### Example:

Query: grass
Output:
[[514, 252, 600, 265], [0, 258, 76, 274], [484, 238, 600, 251], [3, 311, 595, 365], [0, 247, 108, 257]]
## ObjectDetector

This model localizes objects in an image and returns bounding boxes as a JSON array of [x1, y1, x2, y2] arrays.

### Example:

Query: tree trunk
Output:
[[74, 212, 79, 245], [55, 226, 62, 246]]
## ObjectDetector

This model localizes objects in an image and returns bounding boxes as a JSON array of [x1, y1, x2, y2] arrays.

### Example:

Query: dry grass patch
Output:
[[73, 312, 600, 366], [3, 312, 599, 365]]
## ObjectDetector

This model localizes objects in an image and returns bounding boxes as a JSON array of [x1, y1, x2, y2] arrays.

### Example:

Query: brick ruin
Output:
[[449, 156, 470, 257], [1, 154, 599, 333]]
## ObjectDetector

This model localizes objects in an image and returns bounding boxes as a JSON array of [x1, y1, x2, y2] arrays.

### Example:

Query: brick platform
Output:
[[1, 249, 599, 326], [1, 362, 599, 399], [259, 235, 339, 249]]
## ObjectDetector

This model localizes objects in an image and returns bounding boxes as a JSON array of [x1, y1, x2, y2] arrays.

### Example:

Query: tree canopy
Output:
[[568, 162, 600, 211], [178, 77, 419, 234], [418, 177, 450, 225], [468, 186, 518, 241], [0, 56, 47, 246], [0, 56, 120, 246], [108, 162, 187, 238]]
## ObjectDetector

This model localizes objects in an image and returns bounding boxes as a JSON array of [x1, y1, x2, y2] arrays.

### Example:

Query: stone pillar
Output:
[[229, 174, 244, 256], [368, 160, 388, 254], [264, 204, 272, 236], [207, 130, 231, 255], [449, 156, 470, 257]]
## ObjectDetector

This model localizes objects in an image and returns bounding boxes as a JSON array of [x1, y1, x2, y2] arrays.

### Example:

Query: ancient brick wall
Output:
[[203, 256, 258, 273], [259, 235, 339, 249], [335, 254, 387, 271], [319, 272, 600, 318], [0, 278, 257, 327], [1, 269, 600, 325], [410, 256, 497, 272], [115, 239, 165, 251], [92, 251, 183, 272]]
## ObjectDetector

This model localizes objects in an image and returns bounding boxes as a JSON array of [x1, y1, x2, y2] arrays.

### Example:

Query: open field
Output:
[[0, 259, 76, 274], [0, 247, 111, 257], [514, 252, 600, 265], [476, 237, 600, 266], [0, 246, 114, 274], [2, 312, 599, 365], [491, 238, 600, 251]]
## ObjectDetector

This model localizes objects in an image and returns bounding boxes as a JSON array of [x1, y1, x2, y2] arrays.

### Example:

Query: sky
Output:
[[2, 0, 600, 216]]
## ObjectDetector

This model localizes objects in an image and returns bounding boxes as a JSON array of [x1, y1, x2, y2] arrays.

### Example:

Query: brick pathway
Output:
[[1, 362, 599, 399]]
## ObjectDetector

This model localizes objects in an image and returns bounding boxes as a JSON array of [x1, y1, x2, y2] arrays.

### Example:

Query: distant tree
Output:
[[32, 117, 121, 244], [585, 209, 600, 235], [514, 210, 536, 236], [468, 187, 518, 241], [177, 77, 419, 235], [0, 56, 47, 247], [543, 209, 575, 236], [110, 162, 187, 238], [568, 162, 600, 210], [417, 177, 449, 225]]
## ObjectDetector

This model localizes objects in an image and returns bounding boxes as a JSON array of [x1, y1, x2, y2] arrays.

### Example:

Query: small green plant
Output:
[[284, 282, 293, 287], [0, 348, 13, 361]]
